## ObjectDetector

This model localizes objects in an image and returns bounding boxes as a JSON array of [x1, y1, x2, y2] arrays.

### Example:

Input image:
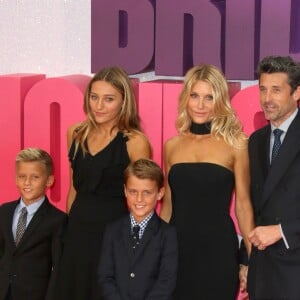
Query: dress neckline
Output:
[[86, 131, 121, 157], [170, 162, 233, 174]]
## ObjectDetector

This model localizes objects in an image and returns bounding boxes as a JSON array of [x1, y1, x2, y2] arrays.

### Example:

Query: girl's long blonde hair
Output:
[[73, 66, 143, 156]]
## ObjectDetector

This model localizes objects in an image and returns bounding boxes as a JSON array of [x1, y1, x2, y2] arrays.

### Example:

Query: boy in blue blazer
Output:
[[98, 159, 178, 300]]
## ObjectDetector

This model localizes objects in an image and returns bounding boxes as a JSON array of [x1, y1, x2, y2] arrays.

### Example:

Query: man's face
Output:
[[259, 72, 299, 127]]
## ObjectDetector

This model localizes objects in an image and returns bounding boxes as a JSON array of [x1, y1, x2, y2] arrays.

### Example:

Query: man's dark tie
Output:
[[271, 128, 283, 162], [15, 207, 27, 245], [132, 225, 140, 252]]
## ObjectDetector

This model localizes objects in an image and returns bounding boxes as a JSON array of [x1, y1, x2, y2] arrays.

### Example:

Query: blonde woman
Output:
[[161, 64, 254, 299], [56, 67, 151, 300]]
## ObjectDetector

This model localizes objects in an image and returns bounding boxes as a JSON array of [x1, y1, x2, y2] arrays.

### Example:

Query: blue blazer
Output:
[[248, 110, 300, 299], [98, 212, 178, 300], [0, 197, 66, 300]]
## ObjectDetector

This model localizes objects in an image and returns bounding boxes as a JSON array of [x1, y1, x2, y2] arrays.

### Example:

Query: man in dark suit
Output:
[[98, 159, 178, 300], [0, 148, 66, 300], [245, 56, 300, 299]]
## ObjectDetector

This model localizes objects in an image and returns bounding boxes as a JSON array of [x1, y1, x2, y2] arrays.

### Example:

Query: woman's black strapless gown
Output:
[[169, 162, 239, 300]]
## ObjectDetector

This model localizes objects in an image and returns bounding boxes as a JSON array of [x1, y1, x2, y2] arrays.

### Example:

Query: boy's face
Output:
[[16, 161, 54, 205], [125, 175, 165, 223]]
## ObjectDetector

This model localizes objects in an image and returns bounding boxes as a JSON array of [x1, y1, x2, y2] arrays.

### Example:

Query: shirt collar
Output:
[[271, 108, 298, 132], [130, 211, 154, 237], [19, 197, 45, 216]]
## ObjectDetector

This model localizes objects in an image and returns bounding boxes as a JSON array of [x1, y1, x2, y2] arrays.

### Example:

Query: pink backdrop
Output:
[[0, 73, 267, 299], [0, 73, 267, 220]]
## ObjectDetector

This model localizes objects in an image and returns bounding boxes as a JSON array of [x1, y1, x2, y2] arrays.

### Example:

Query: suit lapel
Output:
[[121, 216, 134, 261], [5, 200, 19, 249], [133, 213, 160, 263], [257, 127, 270, 182], [262, 112, 300, 205], [16, 197, 50, 249]]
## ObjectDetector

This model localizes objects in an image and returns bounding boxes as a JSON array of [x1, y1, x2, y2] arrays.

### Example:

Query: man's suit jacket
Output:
[[98, 212, 178, 300], [248, 110, 300, 299], [0, 197, 66, 300]]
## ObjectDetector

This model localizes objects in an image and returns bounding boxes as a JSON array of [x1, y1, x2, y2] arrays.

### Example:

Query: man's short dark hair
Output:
[[258, 56, 300, 93]]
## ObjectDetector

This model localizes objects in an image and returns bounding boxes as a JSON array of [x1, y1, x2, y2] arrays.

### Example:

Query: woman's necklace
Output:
[[190, 121, 211, 135]]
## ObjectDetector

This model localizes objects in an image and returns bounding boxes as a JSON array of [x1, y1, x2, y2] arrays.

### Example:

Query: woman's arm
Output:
[[66, 124, 78, 214], [66, 168, 76, 214], [160, 140, 173, 223], [126, 132, 152, 161], [233, 141, 255, 255]]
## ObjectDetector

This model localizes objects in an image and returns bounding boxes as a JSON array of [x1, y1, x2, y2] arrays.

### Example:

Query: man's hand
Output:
[[248, 225, 282, 250]]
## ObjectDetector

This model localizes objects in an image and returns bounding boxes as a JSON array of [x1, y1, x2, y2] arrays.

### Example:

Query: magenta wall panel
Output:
[[91, 1, 300, 78], [260, 0, 291, 59], [0, 74, 268, 238], [231, 84, 268, 136], [155, 0, 222, 76], [137, 82, 163, 165], [162, 81, 182, 146], [225, 0, 255, 79], [0, 74, 45, 203], [91, 0, 154, 74], [23, 75, 90, 210]]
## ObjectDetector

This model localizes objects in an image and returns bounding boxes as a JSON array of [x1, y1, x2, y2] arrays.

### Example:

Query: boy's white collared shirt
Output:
[[12, 197, 45, 240]]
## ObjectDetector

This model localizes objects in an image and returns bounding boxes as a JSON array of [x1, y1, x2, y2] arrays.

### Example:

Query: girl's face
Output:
[[89, 80, 124, 127]]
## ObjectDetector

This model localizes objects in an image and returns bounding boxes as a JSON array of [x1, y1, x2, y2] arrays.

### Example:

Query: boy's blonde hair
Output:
[[16, 148, 53, 176]]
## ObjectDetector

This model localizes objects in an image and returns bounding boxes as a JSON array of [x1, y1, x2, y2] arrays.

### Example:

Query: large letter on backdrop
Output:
[[137, 81, 182, 166], [259, 0, 291, 59], [225, 0, 256, 79], [155, 0, 222, 76], [23, 75, 90, 211], [161, 82, 182, 145], [0, 74, 45, 203], [91, 0, 154, 74], [137, 81, 164, 165], [231, 84, 268, 136]]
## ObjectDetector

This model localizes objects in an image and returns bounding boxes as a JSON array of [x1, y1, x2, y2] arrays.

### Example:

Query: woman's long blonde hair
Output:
[[73, 66, 143, 156], [176, 64, 246, 148]]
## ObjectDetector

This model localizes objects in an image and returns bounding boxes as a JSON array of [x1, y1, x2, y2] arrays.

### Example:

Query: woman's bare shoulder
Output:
[[126, 131, 152, 159], [233, 134, 249, 152], [127, 130, 148, 142], [165, 135, 182, 147], [164, 135, 185, 156]]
